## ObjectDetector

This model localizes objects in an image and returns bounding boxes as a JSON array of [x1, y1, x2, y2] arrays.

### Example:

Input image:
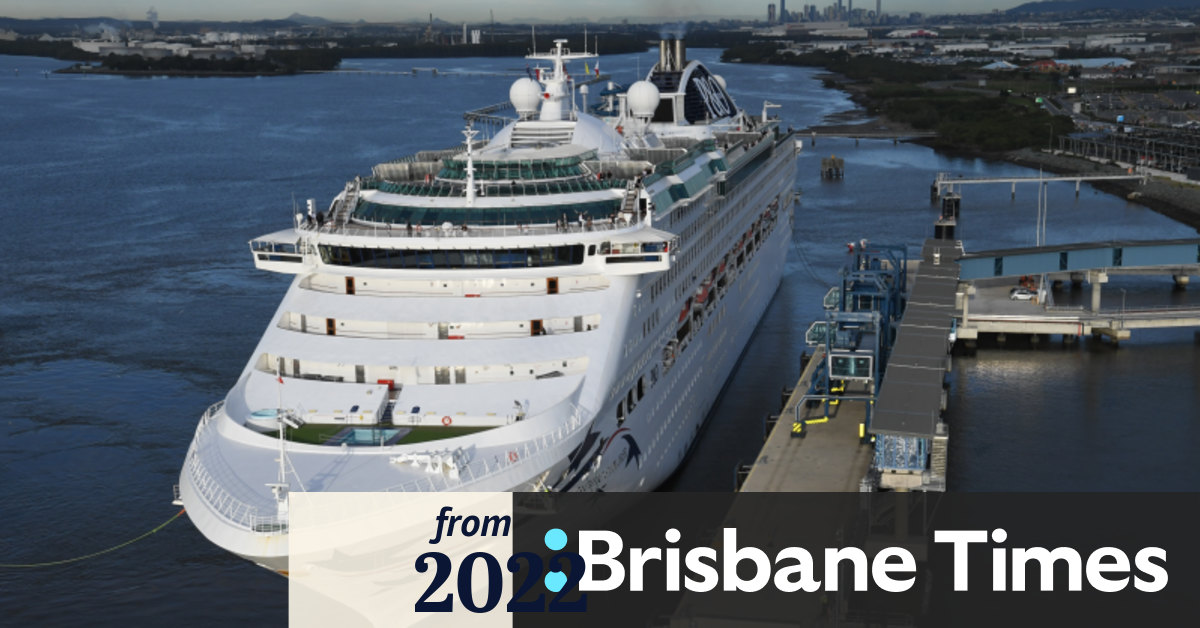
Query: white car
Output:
[[1009, 287, 1035, 301]]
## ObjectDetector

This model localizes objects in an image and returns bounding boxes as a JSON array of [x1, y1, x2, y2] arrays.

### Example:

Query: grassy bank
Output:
[[868, 84, 1073, 153], [724, 45, 1074, 154]]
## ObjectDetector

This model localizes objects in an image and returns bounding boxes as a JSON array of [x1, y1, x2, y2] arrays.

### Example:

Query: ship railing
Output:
[[309, 216, 647, 240], [186, 400, 286, 535], [383, 403, 590, 493], [185, 400, 590, 533]]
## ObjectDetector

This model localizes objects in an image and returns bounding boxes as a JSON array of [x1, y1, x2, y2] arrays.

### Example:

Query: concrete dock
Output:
[[740, 239, 960, 493], [738, 345, 875, 493]]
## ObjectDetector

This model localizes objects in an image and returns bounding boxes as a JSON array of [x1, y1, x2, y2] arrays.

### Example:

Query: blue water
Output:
[[1, 49, 1197, 625]]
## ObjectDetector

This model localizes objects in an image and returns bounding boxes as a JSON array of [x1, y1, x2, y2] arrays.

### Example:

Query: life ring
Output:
[[508, 450, 519, 463], [441, 415, 452, 426]]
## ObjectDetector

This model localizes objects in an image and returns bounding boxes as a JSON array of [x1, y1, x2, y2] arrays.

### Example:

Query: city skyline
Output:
[[0, 1, 1029, 23]]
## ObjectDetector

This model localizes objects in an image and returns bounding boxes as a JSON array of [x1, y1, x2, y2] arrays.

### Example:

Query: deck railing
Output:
[[382, 403, 589, 493], [184, 400, 591, 534], [185, 401, 287, 535], [299, 212, 647, 239]]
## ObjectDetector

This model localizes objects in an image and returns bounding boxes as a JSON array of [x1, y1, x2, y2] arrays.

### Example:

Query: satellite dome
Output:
[[627, 81, 661, 118], [509, 78, 542, 117], [712, 74, 727, 89]]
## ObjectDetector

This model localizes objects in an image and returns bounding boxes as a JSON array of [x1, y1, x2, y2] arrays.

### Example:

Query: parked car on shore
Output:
[[1010, 287, 1036, 301]]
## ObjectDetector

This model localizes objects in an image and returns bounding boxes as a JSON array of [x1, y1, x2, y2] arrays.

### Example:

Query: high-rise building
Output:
[[877, 0, 882, 20], [768, 3, 777, 24], [780, 0, 787, 23]]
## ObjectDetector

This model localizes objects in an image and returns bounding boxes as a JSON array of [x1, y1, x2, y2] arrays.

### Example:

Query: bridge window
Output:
[[354, 198, 620, 226], [1112, 248, 1123, 267], [993, 258, 1003, 277], [318, 245, 585, 269], [1059, 252, 1069, 271]]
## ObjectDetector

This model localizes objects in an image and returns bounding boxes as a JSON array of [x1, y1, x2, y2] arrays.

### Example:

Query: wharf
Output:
[[738, 345, 875, 492], [739, 239, 960, 493]]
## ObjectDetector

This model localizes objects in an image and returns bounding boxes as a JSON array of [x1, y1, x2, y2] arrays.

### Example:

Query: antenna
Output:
[[463, 124, 479, 206], [531, 25, 536, 53], [584, 24, 587, 53]]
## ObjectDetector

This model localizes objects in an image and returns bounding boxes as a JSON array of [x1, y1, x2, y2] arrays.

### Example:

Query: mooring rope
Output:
[[792, 240, 834, 289], [0, 508, 185, 568]]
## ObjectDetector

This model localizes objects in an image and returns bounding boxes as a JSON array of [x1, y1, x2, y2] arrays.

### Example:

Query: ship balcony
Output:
[[598, 227, 677, 276], [250, 229, 307, 274], [301, 209, 647, 240]]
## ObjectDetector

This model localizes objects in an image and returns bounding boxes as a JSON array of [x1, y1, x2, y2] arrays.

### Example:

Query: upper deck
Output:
[[250, 36, 797, 276]]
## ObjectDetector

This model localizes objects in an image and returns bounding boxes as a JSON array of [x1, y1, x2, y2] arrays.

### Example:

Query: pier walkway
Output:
[[739, 236, 1198, 494], [740, 240, 960, 493], [738, 344, 875, 493], [870, 240, 959, 491], [804, 129, 938, 141], [933, 171, 1147, 198]]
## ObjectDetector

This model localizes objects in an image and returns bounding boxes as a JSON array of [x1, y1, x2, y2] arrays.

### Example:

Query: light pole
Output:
[[1120, 288, 1127, 328]]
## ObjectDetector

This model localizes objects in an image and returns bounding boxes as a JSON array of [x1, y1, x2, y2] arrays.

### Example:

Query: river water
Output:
[[1, 48, 1197, 625]]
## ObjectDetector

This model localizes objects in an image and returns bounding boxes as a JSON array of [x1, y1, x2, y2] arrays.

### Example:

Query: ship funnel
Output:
[[657, 37, 686, 72]]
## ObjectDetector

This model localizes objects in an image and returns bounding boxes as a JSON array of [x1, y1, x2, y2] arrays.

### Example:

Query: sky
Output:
[[0, 1, 1027, 23]]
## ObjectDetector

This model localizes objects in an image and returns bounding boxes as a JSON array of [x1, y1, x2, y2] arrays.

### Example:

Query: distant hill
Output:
[[1008, 0, 1199, 14], [285, 13, 332, 26], [0, 15, 313, 36], [0, 16, 128, 34]]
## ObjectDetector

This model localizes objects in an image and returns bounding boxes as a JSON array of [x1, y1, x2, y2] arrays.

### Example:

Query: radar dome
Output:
[[627, 81, 661, 118], [712, 75, 727, 89], [509, 78, 542, 116]]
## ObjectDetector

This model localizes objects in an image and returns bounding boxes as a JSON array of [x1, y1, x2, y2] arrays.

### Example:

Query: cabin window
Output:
[[345, 276, 356, 295], [326, 318, 336, 336]]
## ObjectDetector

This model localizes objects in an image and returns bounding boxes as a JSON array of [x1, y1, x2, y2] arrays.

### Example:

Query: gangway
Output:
[[933, 171, 1147, 199]]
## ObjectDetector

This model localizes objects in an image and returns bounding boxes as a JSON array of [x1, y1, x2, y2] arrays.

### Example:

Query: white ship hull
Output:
[[178, 37, 799, 571]]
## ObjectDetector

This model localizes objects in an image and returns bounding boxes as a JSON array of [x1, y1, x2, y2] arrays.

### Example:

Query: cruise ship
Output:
[[178, 37, 799, 571]]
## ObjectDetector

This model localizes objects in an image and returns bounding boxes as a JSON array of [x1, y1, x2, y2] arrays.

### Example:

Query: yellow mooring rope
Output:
[[0, 508, 185, 568]]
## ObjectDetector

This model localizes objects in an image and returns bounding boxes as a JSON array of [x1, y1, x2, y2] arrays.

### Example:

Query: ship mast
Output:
[[526, 38, 596, 122], [463, 125, 479, 206]]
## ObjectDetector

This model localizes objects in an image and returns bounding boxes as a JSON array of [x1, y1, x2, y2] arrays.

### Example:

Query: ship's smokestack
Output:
[[659, 39, 670, 72], [673, 38, 686, 71]]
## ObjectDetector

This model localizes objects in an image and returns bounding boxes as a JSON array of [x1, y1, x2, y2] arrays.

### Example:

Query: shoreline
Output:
[[54, 66, 294, 78], [1004, 148, 1200, 233], [803, 76, 1200, 234]]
